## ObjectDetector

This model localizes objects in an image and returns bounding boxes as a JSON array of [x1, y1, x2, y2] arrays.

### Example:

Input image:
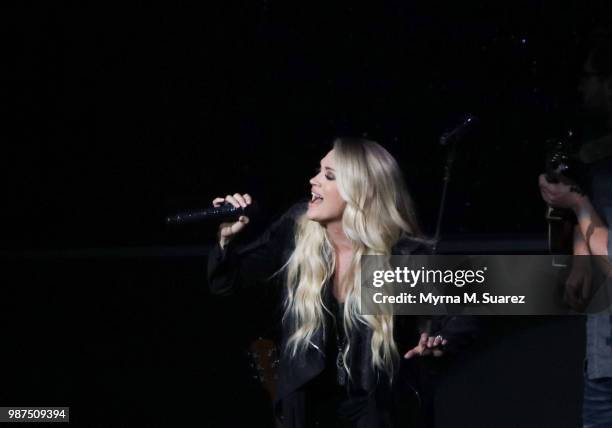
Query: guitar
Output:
[[247, 337, 279, 402], [544, 135, 586, 265]]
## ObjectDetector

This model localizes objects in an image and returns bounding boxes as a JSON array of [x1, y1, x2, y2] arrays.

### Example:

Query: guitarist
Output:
[[538, 27, 612, 428]]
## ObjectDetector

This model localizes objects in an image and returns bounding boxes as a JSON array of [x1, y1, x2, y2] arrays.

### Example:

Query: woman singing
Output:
[[208, 137, 474, 427]]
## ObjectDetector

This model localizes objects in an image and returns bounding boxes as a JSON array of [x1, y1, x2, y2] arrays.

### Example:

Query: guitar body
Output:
[[247, 337, 279, 403], [546, 206, 575, 256], [544, 134, 586, 263]]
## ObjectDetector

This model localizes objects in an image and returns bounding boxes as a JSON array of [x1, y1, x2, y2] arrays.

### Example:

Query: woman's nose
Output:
[[310, 176, 319, 186]]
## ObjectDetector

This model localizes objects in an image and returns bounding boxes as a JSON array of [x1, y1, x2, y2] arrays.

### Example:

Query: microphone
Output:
[[439, 114, 479, 146], [166, 202, 258, 225]]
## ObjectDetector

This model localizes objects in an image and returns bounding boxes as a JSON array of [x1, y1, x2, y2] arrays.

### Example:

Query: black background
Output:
[[3, 1, 608, 427], [5, 0, 611, 250]]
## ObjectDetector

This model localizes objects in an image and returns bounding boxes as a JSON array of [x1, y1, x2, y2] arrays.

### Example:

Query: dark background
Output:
[[6, 0, 611, 250], [3, 1, 609, 426]]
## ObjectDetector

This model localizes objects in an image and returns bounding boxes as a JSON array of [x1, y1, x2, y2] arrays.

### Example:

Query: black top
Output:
[[208, 202, 479, 427]]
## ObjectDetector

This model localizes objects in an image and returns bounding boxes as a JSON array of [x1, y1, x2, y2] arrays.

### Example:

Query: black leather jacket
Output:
[[208, 202, 478, 427]]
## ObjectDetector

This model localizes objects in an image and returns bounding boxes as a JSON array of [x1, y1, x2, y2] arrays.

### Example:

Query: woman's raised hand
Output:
[[404, 332, 448, 359], [212, 193, 252, 248]]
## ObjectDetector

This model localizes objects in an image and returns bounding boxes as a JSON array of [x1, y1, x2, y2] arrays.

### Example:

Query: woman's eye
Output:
[[325, 173, 335, 180]]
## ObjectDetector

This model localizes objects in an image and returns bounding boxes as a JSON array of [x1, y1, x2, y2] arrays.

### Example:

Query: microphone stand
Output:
[[432, 115, 477, 254], [432, 136, 458, 255]]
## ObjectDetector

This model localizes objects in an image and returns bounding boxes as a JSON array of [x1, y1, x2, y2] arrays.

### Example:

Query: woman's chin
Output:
[[306, 206, 323, 222], [306, 210, 318, 221]]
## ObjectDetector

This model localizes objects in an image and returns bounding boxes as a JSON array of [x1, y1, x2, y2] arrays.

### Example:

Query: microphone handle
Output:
[[166, 203, 254, 225]]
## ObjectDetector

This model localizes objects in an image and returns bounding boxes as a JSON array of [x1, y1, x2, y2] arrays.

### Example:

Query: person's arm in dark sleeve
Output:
[[429, 315, 480, 356], [207, 202, 306, 296], [395, 238, 480, 358]]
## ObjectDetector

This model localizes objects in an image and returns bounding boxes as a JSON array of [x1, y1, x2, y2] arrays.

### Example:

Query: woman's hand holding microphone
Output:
[[212, 193, 253, 248]]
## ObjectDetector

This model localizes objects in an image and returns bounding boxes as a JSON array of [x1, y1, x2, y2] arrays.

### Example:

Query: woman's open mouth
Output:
[[309, 191, 324, 206]]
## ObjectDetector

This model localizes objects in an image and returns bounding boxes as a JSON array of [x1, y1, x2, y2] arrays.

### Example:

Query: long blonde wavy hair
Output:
[[283, 137, 422, 379]]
